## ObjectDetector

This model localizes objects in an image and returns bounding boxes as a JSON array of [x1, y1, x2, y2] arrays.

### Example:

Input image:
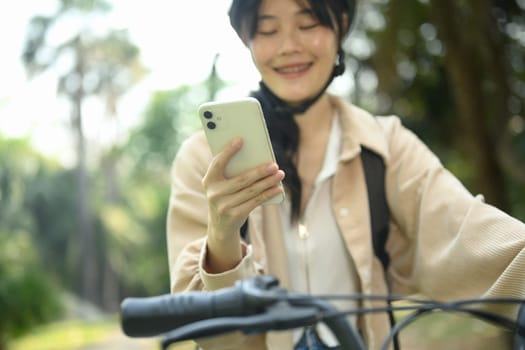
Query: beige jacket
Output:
[[167, 95, 525, 349]]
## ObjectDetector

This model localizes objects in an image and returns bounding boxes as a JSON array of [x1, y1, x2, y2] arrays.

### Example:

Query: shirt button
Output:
[[339, 208, 349, 217]]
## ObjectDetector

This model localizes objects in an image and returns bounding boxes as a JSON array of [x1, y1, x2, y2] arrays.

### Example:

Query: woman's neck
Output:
[[294, 94, 334, 141]]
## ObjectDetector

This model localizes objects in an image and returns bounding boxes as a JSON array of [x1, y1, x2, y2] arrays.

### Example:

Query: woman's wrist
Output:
[[205, 231, 243, 273]]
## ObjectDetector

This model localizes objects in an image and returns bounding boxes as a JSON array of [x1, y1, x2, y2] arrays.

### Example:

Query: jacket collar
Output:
[[329, 95, 390, 162]]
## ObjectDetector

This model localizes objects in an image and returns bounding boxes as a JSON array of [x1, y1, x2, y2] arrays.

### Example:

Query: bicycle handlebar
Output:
[[120, 275, 525, 350], [121, 275, 366, 349], [121, 275, 279, 337]]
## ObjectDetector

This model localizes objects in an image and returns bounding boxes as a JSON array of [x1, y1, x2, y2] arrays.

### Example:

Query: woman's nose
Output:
[[277, 28, 302, 55]]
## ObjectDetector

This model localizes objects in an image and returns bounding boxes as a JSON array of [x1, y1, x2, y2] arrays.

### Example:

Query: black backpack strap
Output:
[[360, 146, 390, 271], [361, 146, 400, 350]]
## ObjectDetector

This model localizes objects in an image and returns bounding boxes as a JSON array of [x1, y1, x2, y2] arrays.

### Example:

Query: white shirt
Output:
[[279, 114, 360, 346]]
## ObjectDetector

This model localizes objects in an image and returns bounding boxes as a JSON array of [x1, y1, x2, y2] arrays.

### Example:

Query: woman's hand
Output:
[[202, 137, 285, 273]]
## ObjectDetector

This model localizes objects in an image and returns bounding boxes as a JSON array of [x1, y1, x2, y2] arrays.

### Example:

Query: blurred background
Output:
[[0, 0, 523, 349]]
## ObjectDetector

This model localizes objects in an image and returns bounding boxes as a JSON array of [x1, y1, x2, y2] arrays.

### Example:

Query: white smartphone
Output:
[[198, 97, 285, 205]]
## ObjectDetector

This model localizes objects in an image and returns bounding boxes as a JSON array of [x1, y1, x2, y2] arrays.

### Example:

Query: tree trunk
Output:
[[102, 257, 119, 311], [473, 1, 525, 187], [101, 153, 120, 311], [371, 1, 404, 99], [72, 48, 98, 304], [429, 0, 509, 211]]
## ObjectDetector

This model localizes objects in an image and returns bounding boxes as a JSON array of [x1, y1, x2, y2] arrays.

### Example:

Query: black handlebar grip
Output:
[[120, 285, 246, 338], [121, 292, 216, 337]]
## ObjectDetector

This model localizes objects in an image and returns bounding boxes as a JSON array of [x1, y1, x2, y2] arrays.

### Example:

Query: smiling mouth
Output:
[[275, 63, 312, 74]]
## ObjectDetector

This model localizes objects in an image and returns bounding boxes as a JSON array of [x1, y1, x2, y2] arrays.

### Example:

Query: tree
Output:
[[21, 0, 145, 304], [352, 0, 525, 216], [109, 62, 228, 300], [0, 137, 62, 349], [349, 2, 524, 346]]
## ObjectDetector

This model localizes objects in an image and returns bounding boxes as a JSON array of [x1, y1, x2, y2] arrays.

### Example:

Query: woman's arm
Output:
[[382, 117, 525, 316], [166, 131, 283, 293]]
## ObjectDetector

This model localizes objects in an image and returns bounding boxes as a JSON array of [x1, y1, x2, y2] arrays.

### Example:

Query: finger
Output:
[[207, 137, 243, 181], [239, 181, 285, 210], [224, 169, 285, 209], [206, 170, 285, 237], [223, 162, 280, 195]]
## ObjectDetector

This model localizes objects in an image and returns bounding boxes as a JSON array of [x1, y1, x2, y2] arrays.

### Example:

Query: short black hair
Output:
[[228, 0, 356, 45]]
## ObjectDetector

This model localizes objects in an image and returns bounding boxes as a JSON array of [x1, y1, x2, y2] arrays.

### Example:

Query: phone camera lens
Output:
[[203, 111, 213, 119], [206, 121, 216, 130]]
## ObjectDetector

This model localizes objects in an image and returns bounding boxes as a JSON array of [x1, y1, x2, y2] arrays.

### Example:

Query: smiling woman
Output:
[[165, 0, 525, 349]]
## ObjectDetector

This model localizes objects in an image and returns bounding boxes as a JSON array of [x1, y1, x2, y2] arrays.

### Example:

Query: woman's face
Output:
[[248, 0, 338, 105]]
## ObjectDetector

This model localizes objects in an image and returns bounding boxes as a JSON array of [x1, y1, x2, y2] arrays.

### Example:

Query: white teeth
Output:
[[277, 64, 309, 73]]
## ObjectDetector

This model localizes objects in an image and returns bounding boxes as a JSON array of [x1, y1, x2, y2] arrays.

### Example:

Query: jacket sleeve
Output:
[[382, 116, 525, 317], [166, 132, 267, 349]]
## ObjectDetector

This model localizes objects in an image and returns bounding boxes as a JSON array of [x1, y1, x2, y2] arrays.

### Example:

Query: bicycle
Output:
[[120, 275, 525, 350]]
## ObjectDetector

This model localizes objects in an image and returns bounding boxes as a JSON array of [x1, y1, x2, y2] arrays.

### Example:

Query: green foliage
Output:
[[115, 82, 216, 296], [0, 138, 35, 234], [96, 185, 171, 296], [354, 0, 525, 212], [21, 0, 148, 308], [25, 168, 80, 286], [128, 89, 186, 173], [0, 232, 63, 343], [127, 84, 208, 177], [0, 138, 64, 345], [18, 0, 229, 315], [59, 0, 112, 13]]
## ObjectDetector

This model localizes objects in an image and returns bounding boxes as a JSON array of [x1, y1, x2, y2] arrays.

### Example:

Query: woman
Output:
[[166, 0, 525, 349]]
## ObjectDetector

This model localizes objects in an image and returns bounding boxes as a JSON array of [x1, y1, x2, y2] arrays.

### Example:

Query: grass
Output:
[[10, 318, 117, 350], [10, 316, 197, 350]]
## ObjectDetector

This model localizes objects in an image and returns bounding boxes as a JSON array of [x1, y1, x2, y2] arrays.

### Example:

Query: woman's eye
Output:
[[299, 22, 319, 30], [297, 10, 321, 30], [257, 30, 277, 36], [256, 21, 278, 36]]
